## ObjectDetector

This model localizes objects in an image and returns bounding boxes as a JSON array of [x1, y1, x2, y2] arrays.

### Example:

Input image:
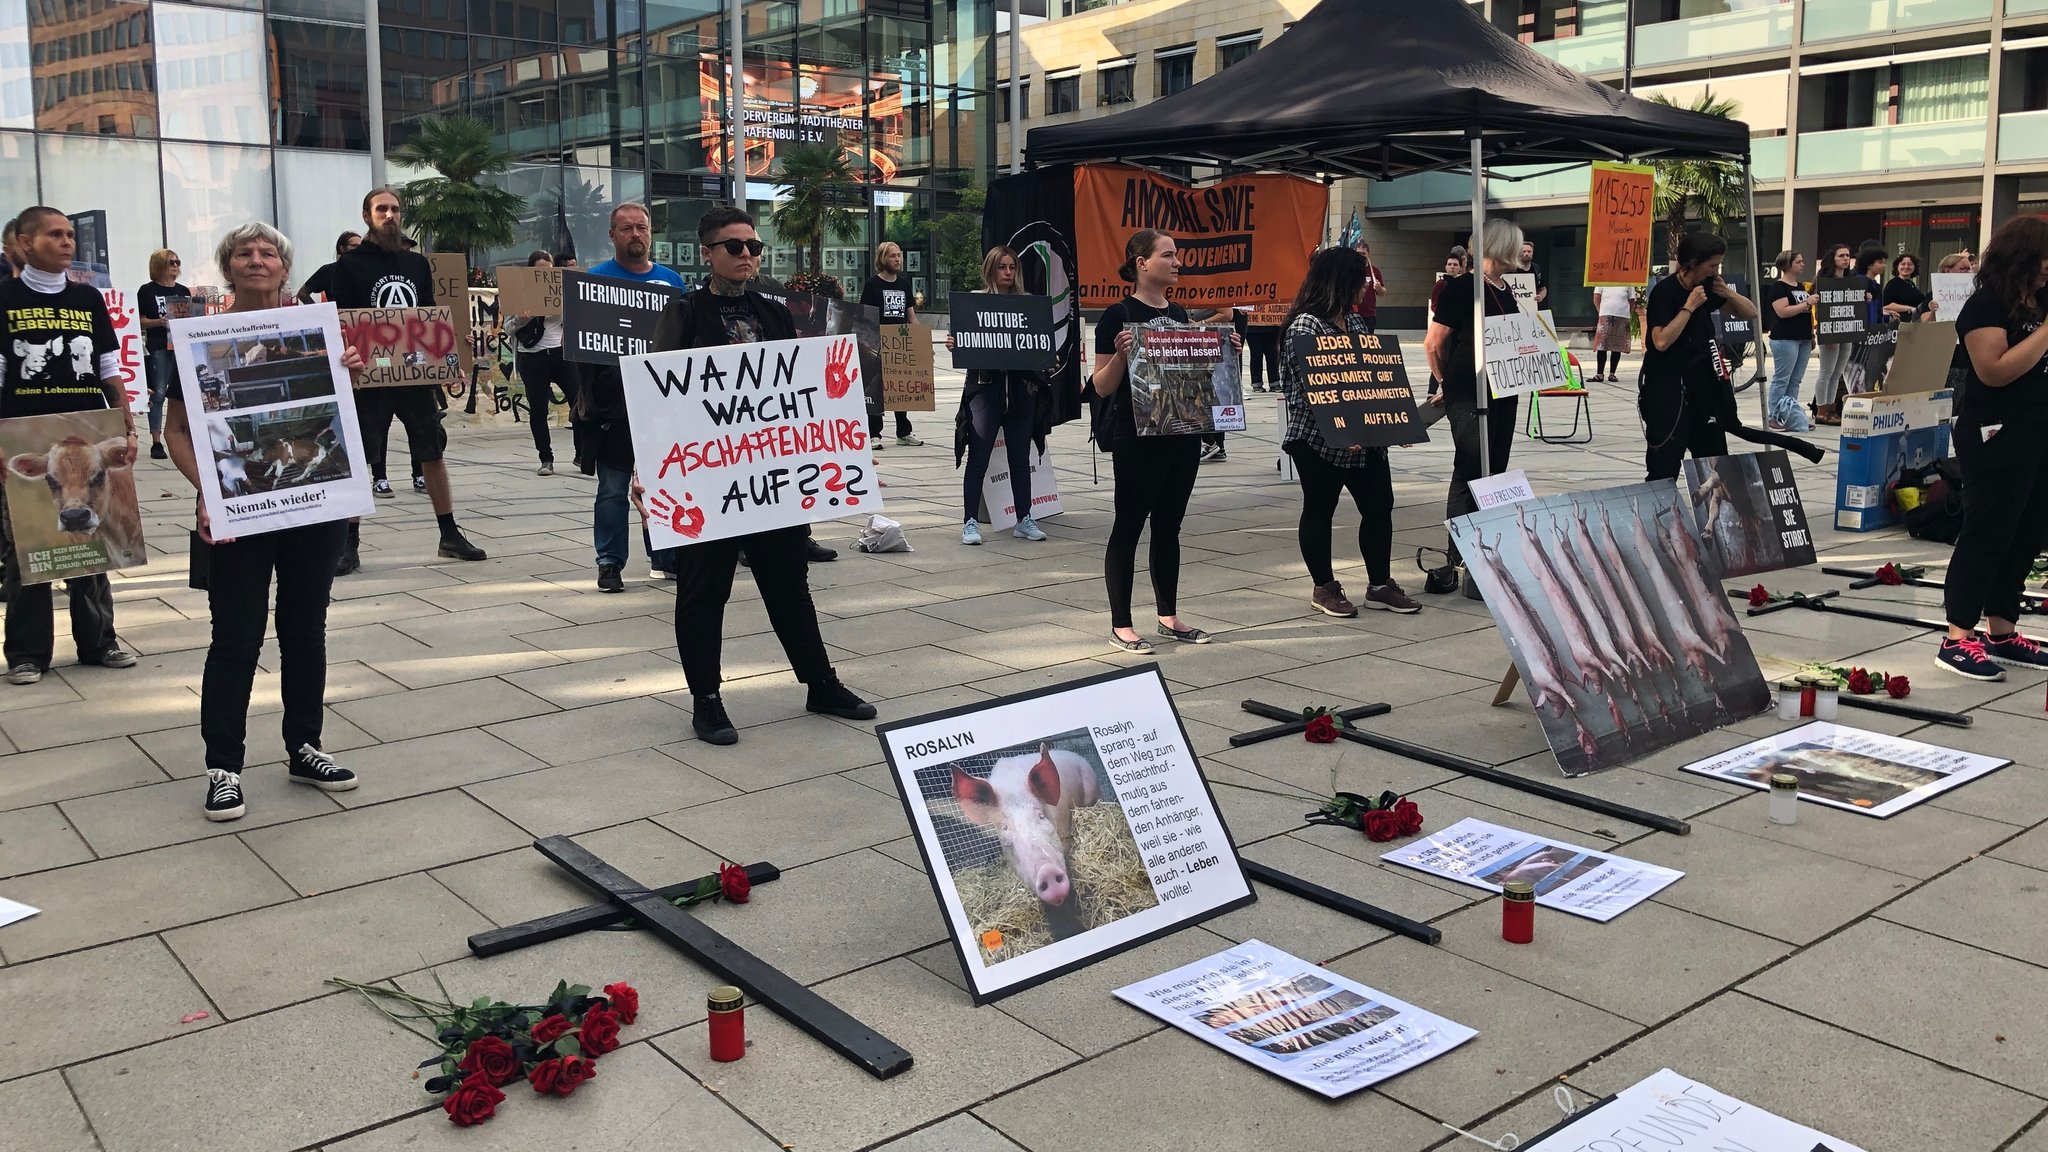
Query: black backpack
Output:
[[1895, 457, 1964, 543]]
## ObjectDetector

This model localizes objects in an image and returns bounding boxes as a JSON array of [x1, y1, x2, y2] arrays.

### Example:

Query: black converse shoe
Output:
[[693, 693, 738, 745], [204, 768, 246, 822], [806, 679, 878, 720], [288, 744, 359, 791]]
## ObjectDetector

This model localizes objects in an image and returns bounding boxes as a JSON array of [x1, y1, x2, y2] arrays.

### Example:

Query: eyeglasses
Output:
[[713, 238, 765, 257], [168, 259, 181, 265]]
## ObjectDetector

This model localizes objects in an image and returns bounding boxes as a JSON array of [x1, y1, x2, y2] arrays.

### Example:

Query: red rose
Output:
[[579, 1006, 622, 1055], [1846, 668, 1873, 695], [529, 1055, 597, 1097], [530, 1013, 572, 1045], [1747, 584, 1771, 607], [1886, 674, 1911, 699], [1392, 798, 1423, 836], [602, 982, 640, 1026], [719, 862, 752, 904], [1876, 563, 1904, 586], [1304, 715, 1338, 744], [442, 1074, 505, 1127], [455, 1035, 522, 1087], [1362, 809, 1400, 842]]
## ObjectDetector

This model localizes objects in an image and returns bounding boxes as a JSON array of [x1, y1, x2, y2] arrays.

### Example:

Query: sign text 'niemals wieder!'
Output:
[[620, 334, 880, 548], [947, 292, 1056, 373]]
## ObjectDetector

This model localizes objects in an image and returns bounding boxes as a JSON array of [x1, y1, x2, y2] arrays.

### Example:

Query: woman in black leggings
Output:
[[1091, 229, 1240, 652], [163, 222, 364, 823], [950, 245, 1051, 544]]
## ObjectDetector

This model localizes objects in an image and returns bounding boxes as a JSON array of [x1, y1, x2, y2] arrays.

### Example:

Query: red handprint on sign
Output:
[[647, 488, 706, 539], [824, 337, 857, 399]]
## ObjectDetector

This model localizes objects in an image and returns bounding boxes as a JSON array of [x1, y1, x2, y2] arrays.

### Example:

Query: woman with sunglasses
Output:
[[948, 246, 1050, 544], [137, 248, 192, 461]]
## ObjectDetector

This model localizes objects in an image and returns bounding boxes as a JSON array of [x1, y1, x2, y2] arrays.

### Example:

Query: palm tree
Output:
[[769, 143, 863, 275], [1648, 91, 1748, 265], [390, 115, 526, 254]]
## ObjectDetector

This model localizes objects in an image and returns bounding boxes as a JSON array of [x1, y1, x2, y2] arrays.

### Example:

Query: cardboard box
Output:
[[1835, 389, 1952, 532]]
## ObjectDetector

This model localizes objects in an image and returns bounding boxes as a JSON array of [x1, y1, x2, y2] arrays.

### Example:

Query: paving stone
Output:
[[0, 837, 294, 962], [1698, 790, 2017, 878], [818, 608, 983, 656], [0, 737, 166, 811], [1240, 831, 1479, 930], [466, 746, 736, 836], [430, 818, 723, 928], [871, 1114, 1027, 1152], [829, 645, 1016, 701], [241, 790, 529, 894], [953, 927, 1234, 1057], [1627, 819, 1918, 944], [322, 728, 544, 807], [0, 1072, 97, 1152], [653, 773, 907, 869], [58, 763, 344, 856], [661, 711, 891, 791], [1880, 856, 2048, 969], [683, 850, 944, 986], [0, 937, 218, 1080], [164, 873, 492, 1017], [514, 614, 685, 661], [131, 709, 381, 781], [502, 649, 692, 708], [332, 676, 557, 742], [0, 804, 92, 879], [1995, 820, 2048, 873], [1929, 760, 2048, 827], [484, 697, 691, 767]]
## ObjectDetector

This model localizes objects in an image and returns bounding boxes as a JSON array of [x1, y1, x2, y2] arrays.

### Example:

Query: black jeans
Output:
[[517, 347, 571, 465], [1443, 393, 1518, 566], [673, 524, 834, 696], [360, 386, 437, 479], [1106, 435, 1201, 629], [963, 382, 1035, 522], [1247, 328, 1280, 386], [1945, 414, 2048, 630], [1640, 375, 1728, 482], [1286, 443, 1393, 586], [200, 520, 345, 772], [0, 490, 117, 669]]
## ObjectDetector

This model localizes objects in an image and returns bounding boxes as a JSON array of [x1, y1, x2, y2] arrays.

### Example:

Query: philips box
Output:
[[1835, 389, 1953, 532]]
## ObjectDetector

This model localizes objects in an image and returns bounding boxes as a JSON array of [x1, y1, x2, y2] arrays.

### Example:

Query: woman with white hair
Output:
[[163, 221, 367, 823], [1421, 217, 1524, 595]]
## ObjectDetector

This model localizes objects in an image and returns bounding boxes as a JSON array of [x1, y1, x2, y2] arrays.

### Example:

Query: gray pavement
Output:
[[1, 349, 2043, 1151]]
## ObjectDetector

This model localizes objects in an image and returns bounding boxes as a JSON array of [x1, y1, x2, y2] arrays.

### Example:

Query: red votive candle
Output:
[[1502, 881, 1535, 944], [708, 985, 746, 1062]]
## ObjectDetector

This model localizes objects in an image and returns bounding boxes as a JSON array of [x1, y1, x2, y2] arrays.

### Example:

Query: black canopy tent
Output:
[[1024, 0, 1790, 471]]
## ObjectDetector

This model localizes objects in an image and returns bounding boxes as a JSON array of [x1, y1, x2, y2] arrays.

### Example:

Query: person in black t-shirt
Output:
[[1520, 240, 1548, 307], [859, 242, 920, 447], [1762, 250, 1814, 432], [1935, 215, 2048, 683], [295, 231, 361, 304], [1422, 218, 1525, 593], [1638, 231, 1759, 481], [137, 247, 192, 460], [1883, 254, 1929, 323], [0, 206, 140, 683]]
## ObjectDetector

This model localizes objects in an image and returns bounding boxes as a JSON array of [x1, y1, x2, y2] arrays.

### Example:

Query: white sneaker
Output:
[[1013, 516, 1047, 541], [962, 519, 983, 546]]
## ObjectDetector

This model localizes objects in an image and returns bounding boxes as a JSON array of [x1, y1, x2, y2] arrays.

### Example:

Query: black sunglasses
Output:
[[168, 258, 182, 265], [712, 238, 765, 257]]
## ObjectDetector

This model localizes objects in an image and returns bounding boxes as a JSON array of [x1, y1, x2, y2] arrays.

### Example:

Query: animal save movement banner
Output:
[[1521, 1068, 1871, 1152], [1287, 330, 1427, 449], [1072, 164, 1325, 310], [620, 333, 880, 549], [1380, 817, 1682, 922], [875, 664, 1254, 1004], [1584, 161, 1654, 287], [1114, 939, 1475, 1099], [879, 321, 936, 412], [1680, 721, 2007, 819], [561, 271, 682, 366], [1127, 324, 1243, 435], [168, 303, 375, 537], [1484, 310, 1567, 400], [337, 308, 462, 388], [1681, 450, 1814, 579], [0, 409, 146, 583]]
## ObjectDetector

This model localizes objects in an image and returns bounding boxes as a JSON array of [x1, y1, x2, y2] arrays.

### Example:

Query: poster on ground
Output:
[[880, 321, 936, 411], [495, 266, 564, 317], [168, 303, 374, 537], [1380, 817, 1681, 922], [948, 293, 1056, 373], [1931, 272, 1972, 324], [0, 409, 147, 583], [1448, 481, 1772, 776], [1521, 1068, 1872, 1152], [1287, 331, 1426, 449], [1484, 310, 1566, 400], [620, 333, 879, 549], [1113, 939, 1475, 1099], [1584, 161, 1654, 288], [978, 432, 1062, 531], [1072, 165, 1325, 311], [1815, 277, 1867, 345], [876, 664, 1254, 1004], [337, 307, 462, 388], [1679, 721, 2008, 818], [1129, 324, 1243, 435], [1681, 450, 1814, 579], [561, 271, 682, 365]]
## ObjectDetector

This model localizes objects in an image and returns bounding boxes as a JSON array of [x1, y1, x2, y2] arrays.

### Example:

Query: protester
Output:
[[1349, 241, 1385, 334], [1591, 284, 1635, 383], [648, 205, 875, 745], [1854, 248, 1895, 392], [950, 246, 1050, 545], [1638, 231, 1761, 481], [1421, 218, 1524, 595], [295, 231, 361, 303], [0, 207, 140, 683], [1935, 215, 2048, 683], [327, 187, 487, 565], [1245, 304, 1280, 394], [0, 218, 19, 278], [1940, 251, 1975, 275], [509, 250, 569, 477], [1762, 250, 1814, 433], [859, 242, 921, 448], [137, 248, 192, 460], [1091, 229, 1238, 652], [162, 222, 364, 821], [1520, 239, 1548, 307], [1884, 253, 1929, 322], [1279, 246, 1418, 618], [1811, 243, 1856, 425]]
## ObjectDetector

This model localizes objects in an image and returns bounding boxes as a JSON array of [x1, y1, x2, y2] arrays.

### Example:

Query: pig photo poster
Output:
[[168, 303, 375, 538], [1520, 1068, 1870, 1152], [620, 333, 880, 548], [877, 665, 1254, 1004], [0, 409, 147, 583], [1681, 450, 1815, 579]]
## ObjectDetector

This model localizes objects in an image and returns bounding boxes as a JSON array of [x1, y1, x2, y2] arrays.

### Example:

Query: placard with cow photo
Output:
[[877, 664, 1254, 1004], [169, 302, 374, 537], [0, 408, 146, 583]]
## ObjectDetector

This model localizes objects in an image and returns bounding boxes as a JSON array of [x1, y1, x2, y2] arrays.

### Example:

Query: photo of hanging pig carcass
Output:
[[1448, 480, 1772, 776], [912, 728, 1159, 964], [204, 403, 354, 496]]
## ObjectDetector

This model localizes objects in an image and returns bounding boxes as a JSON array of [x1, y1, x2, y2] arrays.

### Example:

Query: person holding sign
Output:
[[1811, 243, 1857, 426], [1935, 215, 2048, 683], [1279, 247, 1419, 618], [1763, 251, 1814, 433], [1090, 230, 1239, 652], [949, 246, 1051, 545], [162, 222, 367, 821], [648, 206, 876, 745], [860, 242, 922, 449], [509, 250, 570, 477], [1638, 231, 1760, 481]]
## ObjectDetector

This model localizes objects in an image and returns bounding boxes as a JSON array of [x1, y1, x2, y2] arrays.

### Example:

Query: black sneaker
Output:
[[335, 547, 360, 577], [1935, 635, 2007, 682], [805, 538, 838, 563], [1984, 631, 2048, 670], [737, 549, 750, 569], [693, 693, 738, 745], [289, 744, 359, 791], [412, 475, 427, 493], [597, 563, 624, 593], [1422, 565, 1462, 595], [438, 531, 488, 561], [149, 442, 168, 460], [806, 679, 877, 720], [203, 768, 247, 822]]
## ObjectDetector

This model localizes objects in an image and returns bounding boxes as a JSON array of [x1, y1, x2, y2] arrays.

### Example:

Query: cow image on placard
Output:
[[915, 728, 1158, 963], [0, 409, 146, 583], [202, 404, 353, 496]]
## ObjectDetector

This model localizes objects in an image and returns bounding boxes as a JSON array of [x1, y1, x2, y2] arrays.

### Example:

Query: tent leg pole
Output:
[[1470, 135, 1488, 486], [1744, 156, 1765, 427]]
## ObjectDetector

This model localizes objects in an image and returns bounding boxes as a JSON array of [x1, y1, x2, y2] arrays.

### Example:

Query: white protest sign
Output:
[[1504, 272, 1538, 314], [1522, 1068, 1871, 1152], [978, 431, 1062, 531], [1931, 272, 1972, 323], [1467, 469, 1534, 510], [99, 286, 148, 417], [1484, 310, 1566, 400], [621, 334, 880, 549], [1380, 817, 1682, 922], [1679, 720, 2008, 818], [1114, 939, 1476, 1099]]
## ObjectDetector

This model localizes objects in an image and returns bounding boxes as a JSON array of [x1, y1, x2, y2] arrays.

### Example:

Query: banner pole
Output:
[[1470, 133, 1488, 484], [1744, 155, 1766, 425], [1009, 0, 1023, 173]]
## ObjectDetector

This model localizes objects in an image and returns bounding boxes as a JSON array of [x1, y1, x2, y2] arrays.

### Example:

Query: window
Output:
[[1097, 60, 1132, 106], [1001, 78, 1029, 122], [1155, 47, 1192, 96], [1046, 71, 1078, 114], [1217, 34, 1259, 70]]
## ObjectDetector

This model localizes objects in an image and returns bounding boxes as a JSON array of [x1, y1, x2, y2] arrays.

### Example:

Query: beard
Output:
[[372, 220, 404, 249], [622, 238, 649, 262]]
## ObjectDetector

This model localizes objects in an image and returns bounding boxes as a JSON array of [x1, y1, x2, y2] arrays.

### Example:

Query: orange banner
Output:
[[1073, 164, 1326, 310], [1584, 162, 1655, 287]]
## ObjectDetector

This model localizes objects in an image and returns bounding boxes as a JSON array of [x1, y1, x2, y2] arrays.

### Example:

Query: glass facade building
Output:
[[2, 0, 998, 300]]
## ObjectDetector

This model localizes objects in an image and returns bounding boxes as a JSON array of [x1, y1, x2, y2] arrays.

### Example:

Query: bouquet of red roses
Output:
[[1307, 789, 1425, 842]]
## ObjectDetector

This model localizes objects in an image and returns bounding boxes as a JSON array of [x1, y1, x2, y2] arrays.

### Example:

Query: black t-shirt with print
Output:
[[860, 275, 912, 325], [1763, 279, 1812, 343], [1642, 273, 1727, 383], [137, 281, 192, 353], [326, 240, 436, 310], [1093, 295, 1188, 448], [1953, 287, 2048, 424], [0, 278, 119, 417], [1430, 272, 1518, 404], [715, 295, 764, 346]]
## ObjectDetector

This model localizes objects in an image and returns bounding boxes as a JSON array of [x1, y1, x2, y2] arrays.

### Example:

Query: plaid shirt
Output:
[[1280, 311, 1381, 467]]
